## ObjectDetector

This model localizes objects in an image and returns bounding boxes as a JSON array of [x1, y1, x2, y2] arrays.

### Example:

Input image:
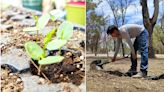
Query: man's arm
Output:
[[112, 38, 121, 62], [125, 34, 136, 60]]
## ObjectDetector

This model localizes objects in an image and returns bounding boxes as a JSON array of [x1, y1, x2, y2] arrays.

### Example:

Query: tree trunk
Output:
[[95, 35, 99, 56], [148, 31, 155, 58], [106, 40, 109, 57], [141, 0, 159, 58]]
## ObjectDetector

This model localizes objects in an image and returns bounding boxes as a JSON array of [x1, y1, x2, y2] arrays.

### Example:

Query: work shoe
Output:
[[132, 71, 147, 78], [125, 68, 137, 77]]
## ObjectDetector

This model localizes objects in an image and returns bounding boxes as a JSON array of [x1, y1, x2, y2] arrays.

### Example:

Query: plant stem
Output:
[[30, 60, 50, 82], [36, 30, 39, 41], [59, 48, 62, 55]]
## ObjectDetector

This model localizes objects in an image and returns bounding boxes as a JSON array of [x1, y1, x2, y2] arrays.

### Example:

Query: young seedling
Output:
[[35, 13, 55, 74], [24, 19, 74, 78], [23, 13, 58, 75], [24, 40, 65, 76], [39, 21, 74, 65]]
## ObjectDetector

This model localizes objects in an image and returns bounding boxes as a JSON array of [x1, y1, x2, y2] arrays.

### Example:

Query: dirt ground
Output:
[[1, 69, 24, 92], [86, 56, 164, 92]]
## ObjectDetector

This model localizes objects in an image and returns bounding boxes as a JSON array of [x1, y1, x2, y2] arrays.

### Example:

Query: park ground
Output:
[[86, 54, 164, 92]]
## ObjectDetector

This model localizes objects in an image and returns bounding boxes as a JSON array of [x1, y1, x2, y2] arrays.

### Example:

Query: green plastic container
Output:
[[22, 0, 42, 11], [66, 2, 86, 26]]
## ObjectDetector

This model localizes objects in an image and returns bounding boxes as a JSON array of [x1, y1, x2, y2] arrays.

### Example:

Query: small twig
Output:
[[30, 60, 39, 70], [74, 70, 84, 78], [74, 71, 84, 77], [30, 60, 51, 82], [38, 65, 42, 75], [78, 74, 84, 78], [56, 68, 62, 74], [41, 72, 51, 83]]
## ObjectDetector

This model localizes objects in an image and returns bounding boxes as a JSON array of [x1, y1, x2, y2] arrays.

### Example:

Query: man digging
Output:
[[107, 24, 149, 78]]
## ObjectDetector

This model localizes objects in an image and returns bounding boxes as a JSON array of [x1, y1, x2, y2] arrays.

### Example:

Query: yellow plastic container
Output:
[[66, 2, 86, 26]]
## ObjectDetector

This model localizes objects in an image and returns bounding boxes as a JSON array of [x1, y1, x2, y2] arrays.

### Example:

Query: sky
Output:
[[91, 0, 164, 27]]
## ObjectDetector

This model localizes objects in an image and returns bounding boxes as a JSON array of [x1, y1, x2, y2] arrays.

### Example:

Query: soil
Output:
[[1, 69, 24, 92], [30, 50, 85, 85], [86, 57, 164, 92]]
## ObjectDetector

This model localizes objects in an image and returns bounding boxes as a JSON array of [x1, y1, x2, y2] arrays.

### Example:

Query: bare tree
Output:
[[140, 0, 159, 58], [87, 1, 111, 56], [86, 2, 102, 56], [105, 0, 119, 26]]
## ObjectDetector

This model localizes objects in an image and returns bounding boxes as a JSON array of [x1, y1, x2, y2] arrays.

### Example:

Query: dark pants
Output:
[[130, 29, 149, 72]]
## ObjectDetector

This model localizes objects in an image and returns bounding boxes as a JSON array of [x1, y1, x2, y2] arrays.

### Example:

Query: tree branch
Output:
[[141, 0, 151, 29], [150, 0, 159, 26]]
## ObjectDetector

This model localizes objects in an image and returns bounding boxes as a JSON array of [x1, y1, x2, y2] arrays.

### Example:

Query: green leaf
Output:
[[38, 56, 64, 65], [57, 21, 74, 40], [24, 41, 45, 60], [46, 39, 67, 50], [43, 29, 57, 47], [23, 27, 38, 32], [37, 13, 50, 30]]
